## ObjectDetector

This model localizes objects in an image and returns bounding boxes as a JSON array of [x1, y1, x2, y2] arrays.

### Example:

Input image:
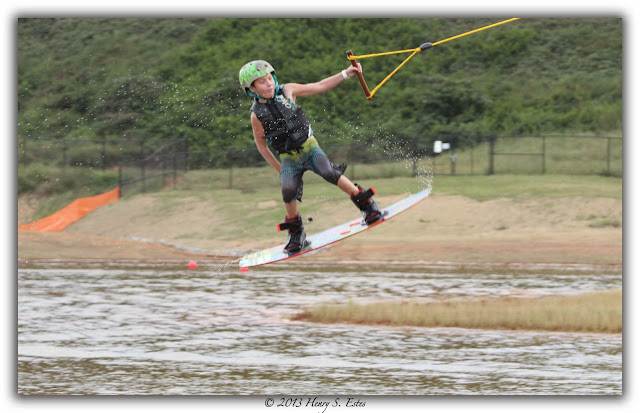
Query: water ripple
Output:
[[18, 261, 622, 395]]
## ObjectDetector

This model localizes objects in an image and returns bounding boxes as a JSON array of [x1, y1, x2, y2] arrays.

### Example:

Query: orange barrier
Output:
[[18, 187, 120, 232]]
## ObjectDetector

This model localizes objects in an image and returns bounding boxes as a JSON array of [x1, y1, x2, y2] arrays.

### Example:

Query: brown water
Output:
[[17, 260, 622, 395]]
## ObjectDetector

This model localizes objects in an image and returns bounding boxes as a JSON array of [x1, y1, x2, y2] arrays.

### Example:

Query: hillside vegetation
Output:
[[18, 18, 622, 162]]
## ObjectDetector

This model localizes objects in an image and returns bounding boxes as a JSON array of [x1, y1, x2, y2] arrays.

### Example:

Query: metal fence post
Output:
[[350, 142, 356, 181], [102, 138, 107, 170], [470, 146, 475, 174], [412, 136, 418, 177], [118, 165, 123, 197], [542, 135, 546, 174], [22, 135, 27, 166], [141, 162, 146, 193], [173, 150, 177, 188], [183, 136, 189, 172], [607, 136, 611, 175], [62, 139, 67, 168], [488, 135, 495, 175]]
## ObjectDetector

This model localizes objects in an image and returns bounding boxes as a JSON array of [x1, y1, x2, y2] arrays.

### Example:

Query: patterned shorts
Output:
[[279, 137, 345, 203]]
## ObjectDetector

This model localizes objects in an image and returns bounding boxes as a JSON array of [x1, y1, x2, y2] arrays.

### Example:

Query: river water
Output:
[[17, 260, 622, 396]]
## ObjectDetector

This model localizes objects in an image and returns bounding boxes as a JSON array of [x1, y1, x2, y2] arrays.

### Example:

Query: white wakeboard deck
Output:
[[239, 188, 431, 270]]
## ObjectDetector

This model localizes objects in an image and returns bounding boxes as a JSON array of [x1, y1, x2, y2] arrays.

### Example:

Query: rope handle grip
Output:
[[346, 50, 372, 100]]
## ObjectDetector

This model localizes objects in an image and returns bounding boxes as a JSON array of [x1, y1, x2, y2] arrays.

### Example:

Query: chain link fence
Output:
[[18, 134, 622, 196]]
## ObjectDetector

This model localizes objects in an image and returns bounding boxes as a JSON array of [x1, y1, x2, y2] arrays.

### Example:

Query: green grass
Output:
[[136, 169, 620, 243], [20, 158, 622, 231], [177, 167, 621, 202], [171, 133, 622, 203], [295, 289, 622, 334], [588, 219, 622, 228], [431, 174, 622, 201]]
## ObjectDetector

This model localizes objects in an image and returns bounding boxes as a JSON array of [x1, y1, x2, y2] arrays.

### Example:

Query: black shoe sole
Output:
[[284, 240, 311, 254]]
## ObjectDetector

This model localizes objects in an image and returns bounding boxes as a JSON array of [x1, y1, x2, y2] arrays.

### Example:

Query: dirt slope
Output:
[[17, 192, 622, 265]]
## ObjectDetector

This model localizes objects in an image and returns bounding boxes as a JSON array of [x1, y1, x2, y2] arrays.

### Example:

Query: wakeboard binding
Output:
[[351, 184, 382, 225], [277, 214, 308, 254]]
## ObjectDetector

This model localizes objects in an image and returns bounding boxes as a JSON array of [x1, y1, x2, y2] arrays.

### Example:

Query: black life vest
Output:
[[251, 85, 312, 154]]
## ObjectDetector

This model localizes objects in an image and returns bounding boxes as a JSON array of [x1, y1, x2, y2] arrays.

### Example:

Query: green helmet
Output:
[[239, 60, 276, 97]]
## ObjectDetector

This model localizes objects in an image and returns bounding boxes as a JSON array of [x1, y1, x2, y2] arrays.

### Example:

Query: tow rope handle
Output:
[[346, 50, 372, 100], [347, 45, 430, 100]]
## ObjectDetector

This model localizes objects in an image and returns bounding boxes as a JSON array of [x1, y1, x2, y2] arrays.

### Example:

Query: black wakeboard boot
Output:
[[278, 214, 307, 253], [351, 184, 382, 225]]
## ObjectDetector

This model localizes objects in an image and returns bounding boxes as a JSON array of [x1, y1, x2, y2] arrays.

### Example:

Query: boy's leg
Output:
[[284, 200, 299, 218], [309, 146, 381, 224], [279, 157, 306, 252], [280, 157, 304, 208], [336, 175, 360, 196]]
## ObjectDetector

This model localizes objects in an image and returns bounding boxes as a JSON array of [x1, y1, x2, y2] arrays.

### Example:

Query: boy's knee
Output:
[[325, 171, 341, 185], [282, 184, 302, 203], [321, 162, 346, 185]]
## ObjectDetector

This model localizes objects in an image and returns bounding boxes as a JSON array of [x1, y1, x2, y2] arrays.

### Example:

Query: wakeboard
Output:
[[238, 187, 430, 270]]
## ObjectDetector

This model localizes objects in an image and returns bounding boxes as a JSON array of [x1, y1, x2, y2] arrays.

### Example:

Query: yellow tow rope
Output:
[[346, 18, 520, 100]]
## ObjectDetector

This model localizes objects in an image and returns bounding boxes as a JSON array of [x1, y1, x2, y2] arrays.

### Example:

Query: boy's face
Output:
[[250, 73, 276, 98]]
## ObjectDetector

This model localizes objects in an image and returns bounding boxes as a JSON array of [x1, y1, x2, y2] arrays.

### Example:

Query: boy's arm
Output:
[[286, 63, 362, 100], [251, 112, 281, 173]]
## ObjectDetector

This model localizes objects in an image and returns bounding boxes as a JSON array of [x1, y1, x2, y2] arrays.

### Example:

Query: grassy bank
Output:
[[119, 172, 621, 245], [18, 170, 622, 264], [295, 289, 622, 334], [173, 166, 622, 200]]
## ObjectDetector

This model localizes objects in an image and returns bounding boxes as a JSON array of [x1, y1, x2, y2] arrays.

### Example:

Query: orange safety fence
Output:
[[18, 187, 120, 232]]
